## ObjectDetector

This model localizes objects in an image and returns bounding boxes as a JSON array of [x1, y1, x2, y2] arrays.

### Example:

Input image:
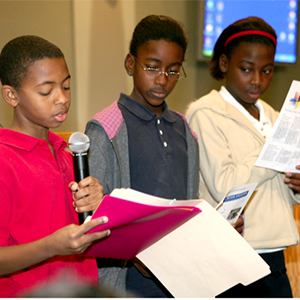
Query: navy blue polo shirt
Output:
[[118, 93, 188, 200]]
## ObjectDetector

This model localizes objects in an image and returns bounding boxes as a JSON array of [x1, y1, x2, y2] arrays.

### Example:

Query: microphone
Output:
[[68, 132, 93, 224]]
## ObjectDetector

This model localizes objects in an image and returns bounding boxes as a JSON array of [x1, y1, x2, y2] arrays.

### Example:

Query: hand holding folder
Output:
[[83, 188, 202, 259]]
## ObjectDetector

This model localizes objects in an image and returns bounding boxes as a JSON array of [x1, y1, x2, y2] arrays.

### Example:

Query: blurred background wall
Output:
[[0, 0, 299, 133]]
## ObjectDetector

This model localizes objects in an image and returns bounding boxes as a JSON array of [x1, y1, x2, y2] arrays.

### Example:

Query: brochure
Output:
[[216, 182, 258, 224]]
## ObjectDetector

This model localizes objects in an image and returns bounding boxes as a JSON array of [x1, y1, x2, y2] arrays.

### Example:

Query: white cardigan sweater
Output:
[[186, 90, 300, 250]]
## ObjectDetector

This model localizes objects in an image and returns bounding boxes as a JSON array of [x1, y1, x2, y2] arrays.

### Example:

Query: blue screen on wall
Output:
[[201, 0, 298, 63]]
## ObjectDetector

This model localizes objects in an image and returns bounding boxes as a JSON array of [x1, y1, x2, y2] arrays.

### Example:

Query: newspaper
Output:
[[255, 80, 300, 173]]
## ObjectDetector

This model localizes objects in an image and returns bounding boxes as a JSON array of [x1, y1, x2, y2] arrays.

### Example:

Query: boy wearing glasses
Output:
[[85, 15, 199, 297]]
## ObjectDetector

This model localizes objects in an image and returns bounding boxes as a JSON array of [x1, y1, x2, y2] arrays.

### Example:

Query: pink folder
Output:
[[83, 189, 201, 259]]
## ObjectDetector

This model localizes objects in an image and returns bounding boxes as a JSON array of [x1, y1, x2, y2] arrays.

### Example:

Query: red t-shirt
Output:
[[0, 129, 98, 297]]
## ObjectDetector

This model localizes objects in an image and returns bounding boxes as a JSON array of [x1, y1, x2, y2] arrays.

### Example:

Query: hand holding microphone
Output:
[[68, 132, 94, 224]]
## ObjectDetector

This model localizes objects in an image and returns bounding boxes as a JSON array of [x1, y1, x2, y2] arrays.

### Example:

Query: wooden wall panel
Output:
[[284, 205, 300, 298]]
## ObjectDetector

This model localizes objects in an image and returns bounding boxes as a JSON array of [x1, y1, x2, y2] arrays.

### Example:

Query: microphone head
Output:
[[68, 132, 90, 153]]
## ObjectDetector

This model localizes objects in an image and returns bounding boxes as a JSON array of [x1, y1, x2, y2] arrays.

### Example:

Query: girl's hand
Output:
[[47, 216, 110, 256], [69, 176, 104, 213], [233, 216, 244, 235], [285, 165, 300, 194]]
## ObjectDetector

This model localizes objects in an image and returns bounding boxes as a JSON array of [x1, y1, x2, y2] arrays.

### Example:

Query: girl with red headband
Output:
[[186, 16, 300, 297]]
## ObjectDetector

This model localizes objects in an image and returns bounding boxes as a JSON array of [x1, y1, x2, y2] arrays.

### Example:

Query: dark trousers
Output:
[[216, 250, 293, 298], [126, 265, 173, 298]]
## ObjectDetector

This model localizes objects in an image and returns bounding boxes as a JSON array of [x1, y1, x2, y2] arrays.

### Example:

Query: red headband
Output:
[[224, 30, 277, 50]]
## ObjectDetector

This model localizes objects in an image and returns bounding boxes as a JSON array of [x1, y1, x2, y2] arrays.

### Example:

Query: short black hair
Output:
[[0, 35, 64, 90], [129, 15, 188, 60], [210, 16, 277, 80]]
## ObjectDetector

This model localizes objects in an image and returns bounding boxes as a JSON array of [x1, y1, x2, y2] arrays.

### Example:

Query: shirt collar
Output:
[[0, 129, 67, 152], [220, 86, 270, 123], [119, 93, 176, 123], [220, 86, 273, 138]]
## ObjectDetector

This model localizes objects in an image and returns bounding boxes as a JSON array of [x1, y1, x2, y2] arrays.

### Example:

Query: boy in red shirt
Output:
[[0, 35, 110, 297]]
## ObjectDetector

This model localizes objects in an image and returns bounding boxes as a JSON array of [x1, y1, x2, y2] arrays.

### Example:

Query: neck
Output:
[[246, 104, 260, 120], [129, 90, 164, 117], [10, 115, 49, 140]]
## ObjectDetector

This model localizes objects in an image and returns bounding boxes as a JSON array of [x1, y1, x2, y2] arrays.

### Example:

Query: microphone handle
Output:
[[73, 153, 93, 224]]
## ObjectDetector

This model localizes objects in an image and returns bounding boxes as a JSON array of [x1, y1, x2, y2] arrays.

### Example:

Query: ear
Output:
[[1, 85, 19, 108], [124, 53, 135, 76], [219, 54, 229, 73]]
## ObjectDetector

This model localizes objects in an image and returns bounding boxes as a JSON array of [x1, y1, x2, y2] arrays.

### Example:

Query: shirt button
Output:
[[49, 156, 53, 161], [163, 142, 168, 147], [159, 130, 163, 135], [157, 119, 161, 125], [39, 141, 45, 146]]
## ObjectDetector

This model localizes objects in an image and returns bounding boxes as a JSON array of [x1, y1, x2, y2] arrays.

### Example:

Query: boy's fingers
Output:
[[77, 176, 99, 189], [79, 216, 109, 235], [80, 217, 111, 247], [69, 181, 79, 192]]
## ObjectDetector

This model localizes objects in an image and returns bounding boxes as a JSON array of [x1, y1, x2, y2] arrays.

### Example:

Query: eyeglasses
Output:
[[133, 56, 187, 81]]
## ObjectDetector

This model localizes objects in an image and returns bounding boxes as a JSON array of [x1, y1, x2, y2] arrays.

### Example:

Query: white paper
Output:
[[137, 200, 270, 298], [216, 182, 258, 224], [255, 80, 300, 173], [110, 188, 202, 207]]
